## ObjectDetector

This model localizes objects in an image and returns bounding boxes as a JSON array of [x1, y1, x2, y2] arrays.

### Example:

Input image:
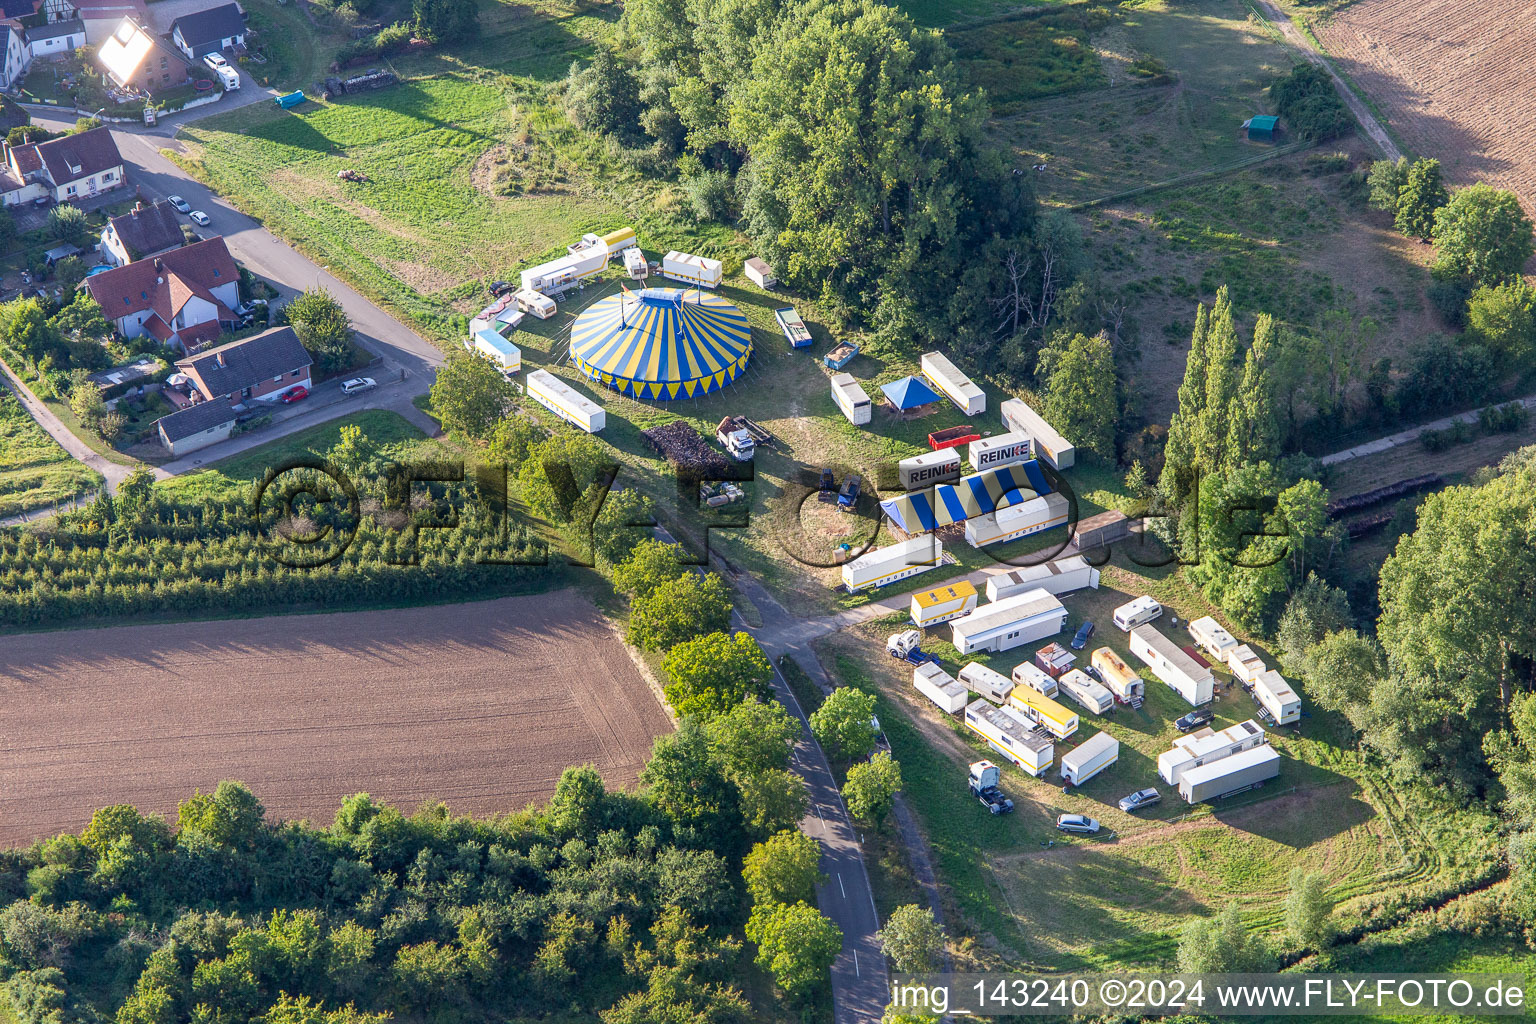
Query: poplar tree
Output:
[[1226, 312, 1281, 467], [1197, 287, 1240, 473]]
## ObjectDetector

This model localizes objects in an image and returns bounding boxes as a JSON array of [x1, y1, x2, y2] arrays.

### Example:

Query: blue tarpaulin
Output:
[[880, 375, 942, 410]]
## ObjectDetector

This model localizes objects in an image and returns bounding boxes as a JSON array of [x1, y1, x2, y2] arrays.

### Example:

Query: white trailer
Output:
[[661, 250, 723, 289], [1253, 669, 1301, 726], [963, 492, 1070, 548], [1011, 660, 1059, 698], [1091, 647, 1145, 703], [1179, 743, 1280, 803], [1188, 615, 1239, 661], [920, 351, 986, 415], [1158, 719, 1267, 785], [968, 430, 1034, 472], [622, 247, 648, 281], [958, 662, 1013, 705], [514, 288, 557, 319], [910, 580, 977, 628], [1061, 731, 1120, 786], [830, 372, 872, 426], [744, 257, 775, 288], [1057, 668, 1114, 715], [899, 449, 962, 490], [841, 535, 944, 592], [526, 369, 605, 433], [1112, 596, 1163, 631], [471, 327, 521, 376], [1130, 624, 1213, 706], [914, 662, 967, 715], [963, 699, 1052, 776], [950, 588, 1067, 655], [1227, 644, 1267, 685], [985, 555, 1100, 603], [570, 226, 638, 258], [520, 248, 607, 295], [1000, 397, 1076, 470]]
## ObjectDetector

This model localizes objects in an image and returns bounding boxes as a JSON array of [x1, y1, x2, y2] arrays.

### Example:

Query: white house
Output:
[[85, 236, 240, 352], [2, 126, 125, 204], [169, 2, 246, 60]]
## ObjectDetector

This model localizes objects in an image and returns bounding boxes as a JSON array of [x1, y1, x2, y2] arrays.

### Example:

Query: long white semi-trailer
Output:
[[963, 699, 1052, 776], [840, 535, 944, 592], [830, 372, 872, 426], [968, 430, 1034, 472], [963, 491, 1070, 548], [526, 369, 605, 433], [921, 350, 986, 415], [985, 555, 1100, 602], [1130, 624, 1213, 706], [1178, 743, 1280, 803], [950, 588, 1067, 655], [898, 448, 962, 490], [1158, 719, 1267, 785], [1000, 396, 1075, 470], [914, 662, 968, 715]]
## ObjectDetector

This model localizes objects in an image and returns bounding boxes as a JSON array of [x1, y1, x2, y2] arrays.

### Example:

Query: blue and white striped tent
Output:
[[569, 287, 753, 401], [880, 460, 1053, 533]]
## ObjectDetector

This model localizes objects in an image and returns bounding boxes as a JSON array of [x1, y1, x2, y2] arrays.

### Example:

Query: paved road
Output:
[[1250, 0, 1403, 161], [1320, 392, 1536, 466]]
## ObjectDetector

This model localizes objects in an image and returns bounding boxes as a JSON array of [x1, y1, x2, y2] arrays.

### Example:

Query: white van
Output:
[[1112, 595, 1162, 632]]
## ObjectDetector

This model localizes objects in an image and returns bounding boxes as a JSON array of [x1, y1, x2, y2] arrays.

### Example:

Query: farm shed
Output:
[[744, 258, 775, 288], [1179, 744, 1280, 803], [1007, 683, 1079, 739], [963, 491, 1070, 548], [1000, 397, 1075, 470], [898, 449, 962, 490], [1061, 731, 1119, 786], [880, 460, 1054, 534], [969, 430, 1033, 472], [830, 372, 872, 425], [985, 555, 1100, 603], [1253, 669, 1301, 725], [1130, 624, 1213, 706], [569, 288, 752, 400], [959, 662, 1013, 704], [950, 588, 1067, 655], [1246, 115, 1279, 142], [914, 662, 967, 715], [920, 350, 986, 415], [910, 580, 977, 628], [963, 699, 1052, 776], [1158, 719, 1267, 786], [527, 370, 605, 433], [881, 375, 942, 411], [841, 536, 944, 592]]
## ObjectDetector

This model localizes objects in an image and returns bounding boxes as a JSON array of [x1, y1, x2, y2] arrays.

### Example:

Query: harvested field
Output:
[[1314, 0, 1536, 210], [0, 590, 670, 844]]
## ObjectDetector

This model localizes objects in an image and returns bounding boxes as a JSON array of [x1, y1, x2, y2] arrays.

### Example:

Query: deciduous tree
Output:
[[1037, 331, 1116, 460], [660, 631, 773, 720], [1284, 868, 1334, 949], [877, 904, 944, 973], [808, 687, 877, 761], [744, 900, 841, 1001], [1393, 158, 1447, 241], [842, 751, 901, 828], [429, 352, 514, 442], [628, 571, 732, 650], [1176, 904, 1274, 973], [1433, 184, 1536, 284], [742, 830, 820, 906]]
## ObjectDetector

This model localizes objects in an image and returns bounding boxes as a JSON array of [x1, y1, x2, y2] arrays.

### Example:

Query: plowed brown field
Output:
[[1316, 0, 1536, 209], [0, 590, 670, 845]]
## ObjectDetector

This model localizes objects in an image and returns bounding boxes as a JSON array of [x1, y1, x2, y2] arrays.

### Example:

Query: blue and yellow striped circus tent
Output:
[[880, 460, 1053, 533], [569, 287, 753, 400]]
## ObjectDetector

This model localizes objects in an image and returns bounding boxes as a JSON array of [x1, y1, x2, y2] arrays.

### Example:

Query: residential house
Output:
[[96, 16, 192, 94], [0, 2, 84, 89], [169, 1, 244, 59], [1, 126, 125, 205], [156, 396, 237, 456], [85, 235, 240, 351], [100, 199, 185, 266], [156, 325, 312, 454], [24, 17, 84, 57], [70, 0, 147, 44], [0, 24, 26, 89]]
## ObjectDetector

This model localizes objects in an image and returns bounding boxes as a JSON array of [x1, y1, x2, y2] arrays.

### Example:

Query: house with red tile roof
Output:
[[84, 235, 240, 352]]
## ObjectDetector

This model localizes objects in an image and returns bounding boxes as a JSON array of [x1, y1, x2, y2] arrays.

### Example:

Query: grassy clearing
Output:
[[243, 0, 348, 90], [0, 393, 103, 517], [951, 6, 1109, 112], [818, 550, 1504, 970]]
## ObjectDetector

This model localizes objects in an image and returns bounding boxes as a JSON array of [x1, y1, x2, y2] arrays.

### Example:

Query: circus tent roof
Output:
[[569, 287, 753, 400], [880, 460, 1053, 533]]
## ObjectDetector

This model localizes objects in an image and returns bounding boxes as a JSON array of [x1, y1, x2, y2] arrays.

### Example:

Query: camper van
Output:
[[1112, 596, 1162, 632]]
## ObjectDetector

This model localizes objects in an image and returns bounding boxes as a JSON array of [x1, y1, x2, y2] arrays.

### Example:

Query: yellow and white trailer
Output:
[[527, 369, 605, 433], [910, 580, 977, 628], [1007, 684, 1079, 740]]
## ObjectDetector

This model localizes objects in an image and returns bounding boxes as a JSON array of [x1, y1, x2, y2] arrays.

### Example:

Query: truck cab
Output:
[[887, 630, 922, 660], [968, 760, 1015, 814]]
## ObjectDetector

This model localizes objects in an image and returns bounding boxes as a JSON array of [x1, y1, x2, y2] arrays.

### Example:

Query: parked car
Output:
[[189, 211, 211, 226], [280, 385, 309, 403], [1084, 664, 1105, 684], [168, 195, 191, 213], [1055, 814, 1101, 835], [1070, 620, 1096, 650], [341, 377, 377, 395], [1175, 707, 1215, 733], [1118, 788, 1161, 813], [32, 195, 51, 207], [234, 300, 263, 318], [204, 53, 229, 70]]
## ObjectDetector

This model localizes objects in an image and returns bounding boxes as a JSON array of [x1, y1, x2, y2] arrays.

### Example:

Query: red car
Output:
[[281, 385, 309, 404]]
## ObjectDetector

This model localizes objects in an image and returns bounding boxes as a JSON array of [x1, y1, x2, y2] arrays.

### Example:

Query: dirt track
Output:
[[0, 591, 671, 845]]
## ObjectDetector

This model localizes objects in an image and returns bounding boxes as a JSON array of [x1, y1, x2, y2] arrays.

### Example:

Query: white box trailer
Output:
[[950, 588, 1067, 655], [1179, 743, 1280, 803], [963, 699, 1052, 776], [959, 662, 1013, 704], [920, 351, 986, 415], [1253, 669, 1301, 725], [526, 369, 605, 433], [968, 430, 1034, 472], [1091, 647, 1145, 703], [1227, 644, 1266, 686], [471, 327, 521, 376], [1061, 731, 1120, 786], [661, 250, 723, 289], [744, 257, 775, 288], [841, 535, 944, 592], [1007, 684, 1079, 740], [571, 226, 638, 258], [1057, 668, 1114, 715], [1000, 397, 1075, 470], [914, 662, 968, 715], [1158, 719, 1267, 785], [986, 555, 1100, 602], [830, 372, 872, 426], [520, 248, 607, 295], [899, 448, 962, 490], [1131, 625, 1213, 706], [1011, 660, 1059, 699], [1188, 615, 1239, 661], [1113, 596, 1163, 631], [622, 247, 648, 280], [963, 491, 1070, 548], [910, 580, 977, 628]]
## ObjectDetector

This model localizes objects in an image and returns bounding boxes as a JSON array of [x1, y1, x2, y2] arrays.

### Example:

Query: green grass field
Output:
[[0, 392, 103, 518]]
